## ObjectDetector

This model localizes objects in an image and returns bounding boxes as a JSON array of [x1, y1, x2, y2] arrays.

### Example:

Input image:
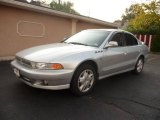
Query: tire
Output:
[[134, 57, 144, 74], [70, 64, 97, 96]]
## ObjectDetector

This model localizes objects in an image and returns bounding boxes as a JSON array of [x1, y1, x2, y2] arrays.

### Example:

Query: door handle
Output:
[[123, 52, 127, 55]]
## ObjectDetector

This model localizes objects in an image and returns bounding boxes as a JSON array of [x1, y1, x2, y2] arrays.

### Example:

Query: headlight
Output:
[[36, 63, 47, 69], [34, 63, 63, 70]]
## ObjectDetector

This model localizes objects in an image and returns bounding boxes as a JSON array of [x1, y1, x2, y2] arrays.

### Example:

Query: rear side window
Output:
[[124, 33, 138, 46]]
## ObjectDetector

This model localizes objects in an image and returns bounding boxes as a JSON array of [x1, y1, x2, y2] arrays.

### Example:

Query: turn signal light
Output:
[[51, 64, 63, 70]]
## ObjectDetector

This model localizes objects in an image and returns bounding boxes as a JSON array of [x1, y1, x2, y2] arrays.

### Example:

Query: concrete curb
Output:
[[0, 56, 15, 61]]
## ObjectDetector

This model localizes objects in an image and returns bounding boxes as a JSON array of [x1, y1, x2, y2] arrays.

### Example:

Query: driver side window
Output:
[[110, 33, 124, 47]]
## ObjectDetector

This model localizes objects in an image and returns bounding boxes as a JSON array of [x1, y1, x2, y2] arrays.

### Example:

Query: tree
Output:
[[50, 0, 79, 15], [126, 13, 160, 34], [30, 0, 41, 6], [122, 3, 144, 23], [142, 0, 160, 14], [123, 0, 160, 34]]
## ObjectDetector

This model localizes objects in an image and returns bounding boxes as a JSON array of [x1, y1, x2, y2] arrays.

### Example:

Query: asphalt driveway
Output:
[[0, 54, 160, 120]]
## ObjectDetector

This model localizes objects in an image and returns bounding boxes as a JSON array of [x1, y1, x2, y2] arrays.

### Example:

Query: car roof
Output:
[[85, 29, 127, 33], [84, 29, 133, 34]]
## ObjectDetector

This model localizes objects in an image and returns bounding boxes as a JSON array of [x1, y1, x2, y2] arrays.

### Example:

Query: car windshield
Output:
[[64, 30, 111, 47]]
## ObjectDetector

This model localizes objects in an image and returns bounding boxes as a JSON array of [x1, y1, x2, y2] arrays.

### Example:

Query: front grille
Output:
[[16, 56, 32, 68]]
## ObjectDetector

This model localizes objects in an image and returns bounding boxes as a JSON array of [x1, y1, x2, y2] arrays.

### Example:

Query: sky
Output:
[[39, 0, 147, 22]]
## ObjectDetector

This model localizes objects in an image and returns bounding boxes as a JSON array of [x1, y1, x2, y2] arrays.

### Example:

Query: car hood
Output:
[[16, 43, 97, 62]]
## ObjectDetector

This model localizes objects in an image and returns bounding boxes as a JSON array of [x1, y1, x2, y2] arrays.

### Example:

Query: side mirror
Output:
[[63, 37, 68, 41], [104, 41, 118, 48], [141, 41, 145, 45], [60, 37, 68, 43]]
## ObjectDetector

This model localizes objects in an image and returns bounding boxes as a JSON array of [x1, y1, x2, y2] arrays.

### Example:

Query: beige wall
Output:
[[0, 5, 71, 57], [77, 21, 110, 32], [0, 5, 116, 58]]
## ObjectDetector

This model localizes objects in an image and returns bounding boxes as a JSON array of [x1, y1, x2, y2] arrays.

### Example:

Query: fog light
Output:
[[34, 80, 43, 85], [43, 80, 48, 85], [33, 80, 48, 86]]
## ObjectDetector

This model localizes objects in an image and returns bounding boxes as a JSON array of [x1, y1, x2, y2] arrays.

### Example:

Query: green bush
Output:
[[151, 35, 160, 52]]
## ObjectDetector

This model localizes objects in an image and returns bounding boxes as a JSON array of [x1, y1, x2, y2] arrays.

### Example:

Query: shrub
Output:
[[151, 35, 160, 52]]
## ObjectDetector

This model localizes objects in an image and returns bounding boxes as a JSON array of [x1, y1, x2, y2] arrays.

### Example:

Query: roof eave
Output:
[[0, 0, 118, 28]]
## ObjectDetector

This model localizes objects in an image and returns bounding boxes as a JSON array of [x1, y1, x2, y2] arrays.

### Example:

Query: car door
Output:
[[122, 33, 140, 68], [100, 32, 128, 77]]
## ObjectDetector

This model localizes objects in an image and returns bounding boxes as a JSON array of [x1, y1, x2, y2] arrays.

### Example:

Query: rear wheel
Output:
[[70, 64, 97, 96], [134, 57, 144, 74]]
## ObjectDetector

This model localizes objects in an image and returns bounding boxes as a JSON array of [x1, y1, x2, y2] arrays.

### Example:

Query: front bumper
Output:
[[11, 60, 74, 90]]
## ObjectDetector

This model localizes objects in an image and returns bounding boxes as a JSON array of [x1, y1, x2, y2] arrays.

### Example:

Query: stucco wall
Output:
[[0, 5, 71, 57], [0, 4, 116, 58], [76, 21, 111, 32]]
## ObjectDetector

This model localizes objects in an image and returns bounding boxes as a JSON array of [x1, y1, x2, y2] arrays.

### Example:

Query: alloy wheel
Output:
[[78, 69, 94, 92]]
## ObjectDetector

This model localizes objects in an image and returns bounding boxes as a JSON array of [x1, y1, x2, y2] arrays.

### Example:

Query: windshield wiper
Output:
[[68, 42, 89, 46]]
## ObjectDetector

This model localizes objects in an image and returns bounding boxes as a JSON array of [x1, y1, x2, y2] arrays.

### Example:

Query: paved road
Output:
[[0, 54, 160, 120]]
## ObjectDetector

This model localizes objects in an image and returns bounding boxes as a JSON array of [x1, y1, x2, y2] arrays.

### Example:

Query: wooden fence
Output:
[[135, 35, 154, 50]]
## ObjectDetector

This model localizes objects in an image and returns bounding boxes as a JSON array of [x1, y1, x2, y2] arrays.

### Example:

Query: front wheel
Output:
[[70, 64, 97, 96], [134, 57, 144, 74]]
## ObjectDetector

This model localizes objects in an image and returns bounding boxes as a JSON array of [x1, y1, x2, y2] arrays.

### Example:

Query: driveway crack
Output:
[[86, 95, 137, 120], [107, 97, 160, 111]]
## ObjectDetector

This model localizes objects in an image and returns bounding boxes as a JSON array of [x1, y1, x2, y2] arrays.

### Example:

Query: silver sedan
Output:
[[11, 29, 148, 95]]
